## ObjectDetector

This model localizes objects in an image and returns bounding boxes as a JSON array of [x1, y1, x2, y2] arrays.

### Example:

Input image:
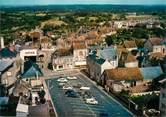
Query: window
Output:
[[162, 103, 166, 108], [162, 93, 166, 99], [79, 51, 83, 56], [163, 48, 165, 53]]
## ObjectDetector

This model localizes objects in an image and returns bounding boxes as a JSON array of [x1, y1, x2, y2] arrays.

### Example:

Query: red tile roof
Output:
[[149, 38, 163, 45], [73, 43, 86, 50], [124, 40, 137, 49]]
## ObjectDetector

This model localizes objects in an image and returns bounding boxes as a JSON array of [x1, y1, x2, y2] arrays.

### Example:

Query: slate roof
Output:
[[99, 47, 117, 60], [0, 59, 13, 72], [88, 54, 105, 65], [0, 48, 17, 58], [140, 66, 163, 80], [0, 97, 9, 106], [21, 60, 43, 79]]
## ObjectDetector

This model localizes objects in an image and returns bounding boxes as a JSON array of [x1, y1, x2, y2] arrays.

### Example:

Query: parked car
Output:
[[62, 85, 73, 90], [57, 78, 68, 82], [80, 86, 90, 90], [100, 112, 109, 117], [85, 98, 98, 105], [67, 76, 77, 80], [65, 89, 78, 98], [58, 83, 66, 88]]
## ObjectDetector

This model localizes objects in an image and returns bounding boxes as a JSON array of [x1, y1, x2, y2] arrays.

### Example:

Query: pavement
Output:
[[45, 71, 133, 117]]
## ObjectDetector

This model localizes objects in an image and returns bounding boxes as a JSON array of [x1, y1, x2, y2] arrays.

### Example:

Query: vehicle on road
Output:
[[62, 85, 73, 90], [67, 76, 77, 80], [57, 78, 68, 82], [85, 97, 98, 105], [58, 83, 66, 88], [100, 112, 109, 117], [80, 86, 90, 90], [65, 89, 78, 98]]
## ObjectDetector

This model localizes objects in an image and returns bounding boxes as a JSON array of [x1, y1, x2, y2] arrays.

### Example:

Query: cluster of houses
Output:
[[0, 29, 55, 116], [87, 37, 166, 93]]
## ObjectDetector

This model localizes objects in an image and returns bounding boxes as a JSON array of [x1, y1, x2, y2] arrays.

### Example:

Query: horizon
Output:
[[1, 4, 166, 7], [0, 0, 166, 6]]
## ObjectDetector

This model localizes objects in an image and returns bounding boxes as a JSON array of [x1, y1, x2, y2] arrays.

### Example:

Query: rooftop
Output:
[[140, 66, 163, 80], [73, 43, 86, 50], [124, 40, 137, 49], [0, 97, 9, 106], [99, 47, 117, 60], [88, 54, 105, 65], [29, 103, 50, 117], [149, 38, 163, 46], [0, 47, 17, 58], [125, 53, 137, 63], [22, 60, 43, 79], [104, 68, 143, 81], [0, 59, 13, 72]]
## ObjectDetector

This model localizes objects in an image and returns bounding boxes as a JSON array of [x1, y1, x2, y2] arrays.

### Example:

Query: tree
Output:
[[105, 35, 115, 46]]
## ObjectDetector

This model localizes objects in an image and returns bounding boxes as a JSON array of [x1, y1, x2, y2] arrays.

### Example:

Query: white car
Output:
[[67, 76, 77, 80], [86, 98, 98, 105], [57, 78, 68, 82], [62, 86, 73, 90], [80, 86, 90, 90]]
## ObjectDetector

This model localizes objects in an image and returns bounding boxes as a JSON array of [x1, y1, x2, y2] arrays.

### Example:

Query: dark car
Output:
[[65, 89, 78, 98], [99, 112, 108, 117]]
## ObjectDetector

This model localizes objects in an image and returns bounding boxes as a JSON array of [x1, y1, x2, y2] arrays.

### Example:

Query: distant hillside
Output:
[[0, 5, 166, 13]]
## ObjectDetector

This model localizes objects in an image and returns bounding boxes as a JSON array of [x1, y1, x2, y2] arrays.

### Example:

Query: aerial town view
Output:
[[0, 0, 166, 117]]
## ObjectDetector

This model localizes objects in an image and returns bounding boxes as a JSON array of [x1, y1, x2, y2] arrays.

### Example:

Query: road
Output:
[[45, 72, 133, 117]]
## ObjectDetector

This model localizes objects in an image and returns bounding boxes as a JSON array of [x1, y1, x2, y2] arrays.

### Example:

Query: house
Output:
[[119, 52, 138, 68], [159, 78, 166, 117], [20, 48, 38, 62], [125, 53, 138, 68], [16, 96, 49, 117], [0, 47, 17, 59], [98, 47, 118, 69], [0, 59, 17, 94], [144, 38, 166, 54], [53, 56, 73, 71], [16, 102, 29, 117], [73, 43, 88, 66], [124, 40, 137, 51], [0, 97, 9, 111], [40, 36, 53, 50], [101, 68, 143, 92], [21, 60, 43, 86], [140, 66, 163, 82], [52, 48, 73, 71], [86, 54, 117, 83]]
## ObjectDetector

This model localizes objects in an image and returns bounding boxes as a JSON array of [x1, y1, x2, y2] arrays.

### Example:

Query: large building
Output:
[[73, 43, 88, 66], [0, 59, 19, 94]]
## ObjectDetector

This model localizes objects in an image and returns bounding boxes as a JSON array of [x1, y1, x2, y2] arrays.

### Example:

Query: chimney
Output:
[[1, 37, 4, 49]]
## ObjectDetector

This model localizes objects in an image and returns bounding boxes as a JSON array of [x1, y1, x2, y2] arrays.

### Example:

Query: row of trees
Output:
[[105, 27, 166, 46]]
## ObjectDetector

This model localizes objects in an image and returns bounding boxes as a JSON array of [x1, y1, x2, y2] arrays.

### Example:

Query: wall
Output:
[[20, 49, 38, 61], [160, 83, 166, 117], [125, 61, 138, 68]]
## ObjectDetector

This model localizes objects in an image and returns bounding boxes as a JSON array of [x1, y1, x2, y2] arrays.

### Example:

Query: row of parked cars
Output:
[[57, 76, 98, 105]]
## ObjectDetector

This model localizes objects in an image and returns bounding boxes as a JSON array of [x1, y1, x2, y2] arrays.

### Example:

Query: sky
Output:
[[0, 0, 166, 6]]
